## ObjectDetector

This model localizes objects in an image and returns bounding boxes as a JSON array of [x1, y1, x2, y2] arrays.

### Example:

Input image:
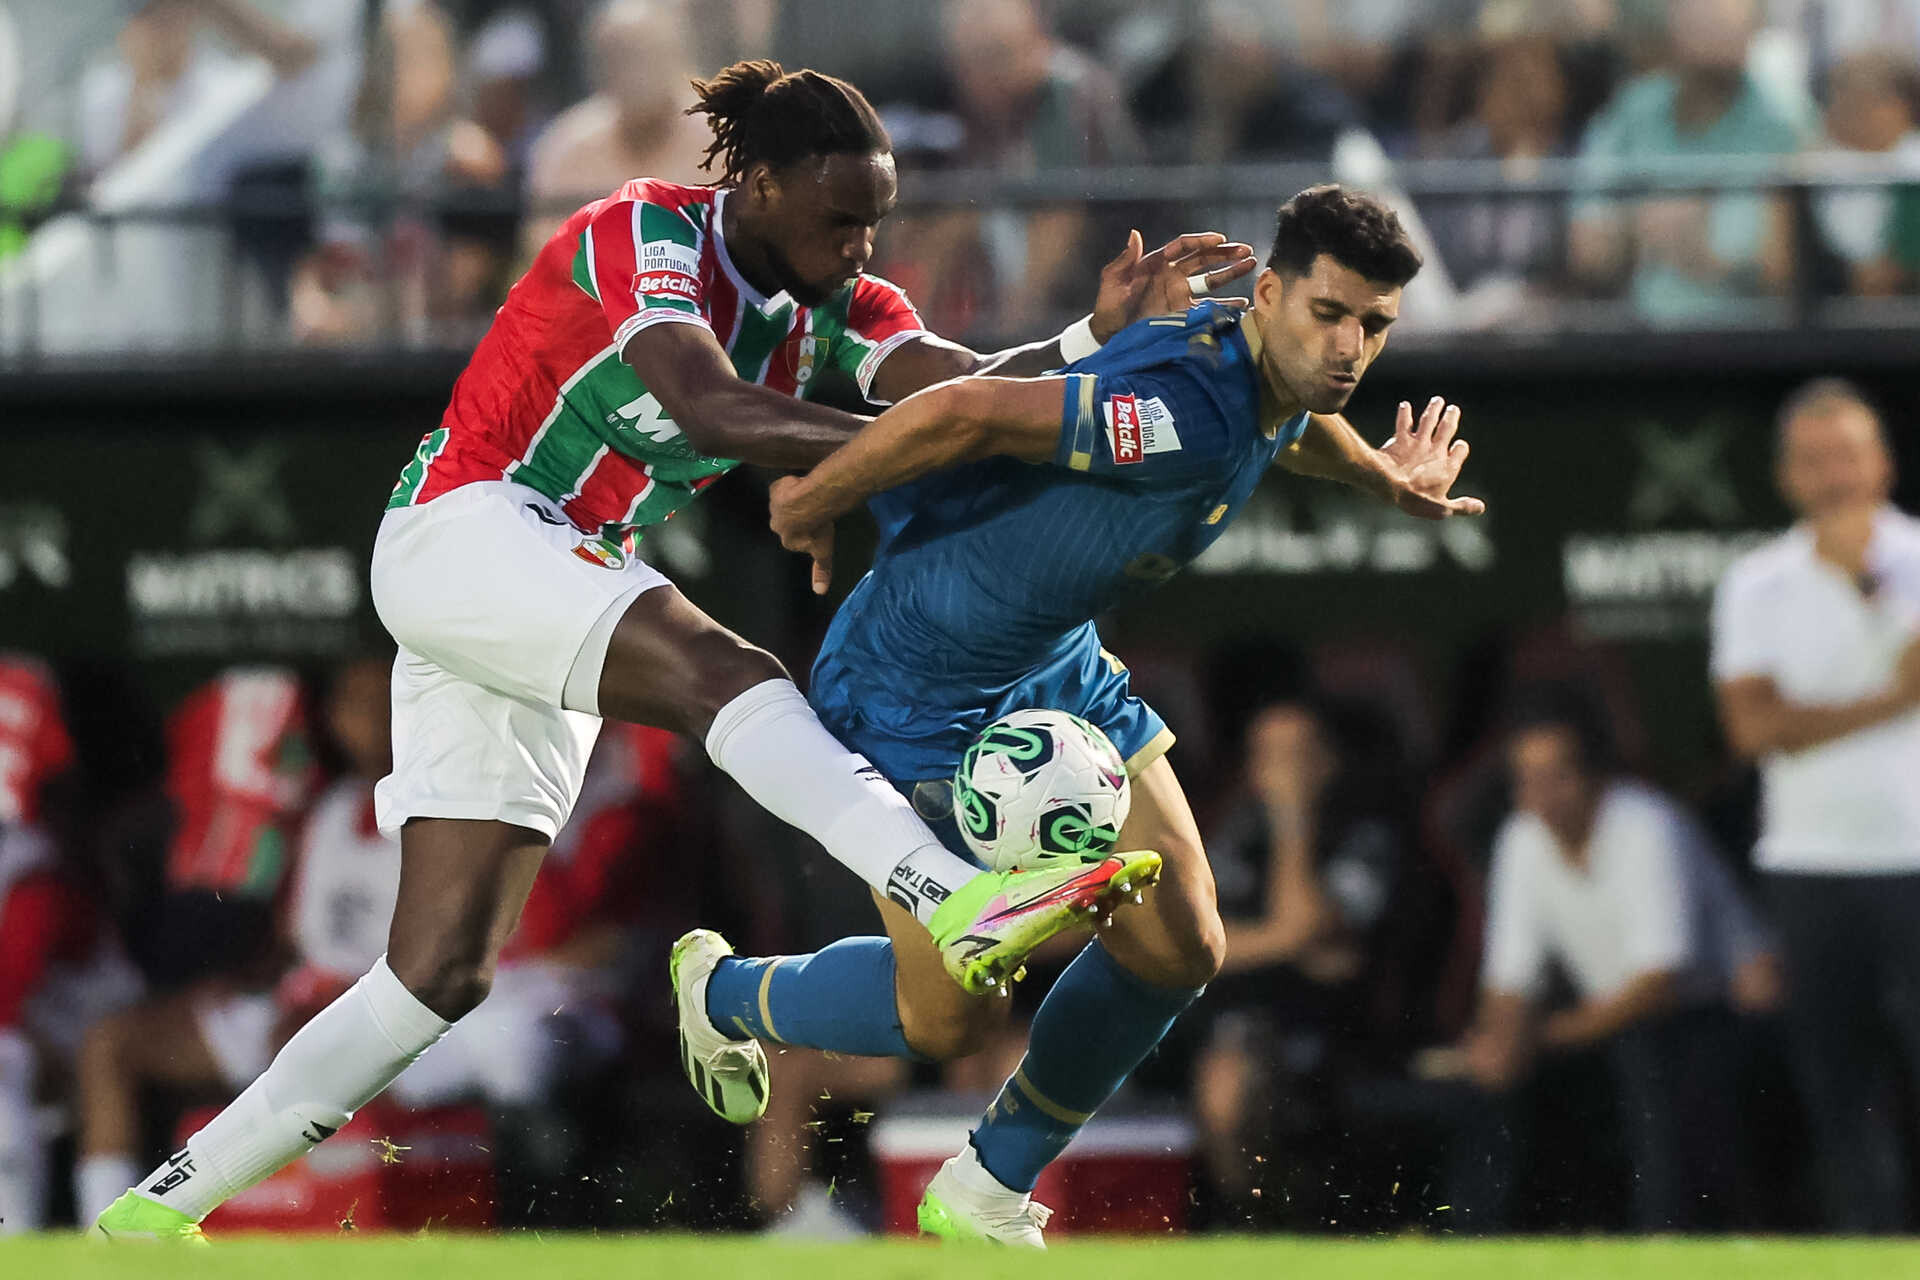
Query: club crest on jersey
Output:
[[573, 536, 627, 570], [1103, 394, 1181, 464], [795, 335, 827, 385]]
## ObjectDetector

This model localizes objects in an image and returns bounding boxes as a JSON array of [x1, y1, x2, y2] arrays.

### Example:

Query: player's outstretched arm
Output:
[[1281, 396, 1487, 520], [624, 322, 873, 470], [769, 375, 1068, 593], [865, 232, 1257, 404]]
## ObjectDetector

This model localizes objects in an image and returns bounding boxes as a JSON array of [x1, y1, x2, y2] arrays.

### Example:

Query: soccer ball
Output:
[[954, 709, 1132, 873]]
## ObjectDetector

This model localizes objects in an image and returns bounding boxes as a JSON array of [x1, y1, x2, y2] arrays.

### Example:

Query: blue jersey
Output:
[[839, 300, 1304, 680], [809, 301, 1307, 798]]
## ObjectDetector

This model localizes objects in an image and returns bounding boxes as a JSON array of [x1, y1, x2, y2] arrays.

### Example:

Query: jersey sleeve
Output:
[[1051, 365, 1234, 483], [574, 197, 712, 354], [1709, 560, 1775, 682], [831, 276, 931, 403]]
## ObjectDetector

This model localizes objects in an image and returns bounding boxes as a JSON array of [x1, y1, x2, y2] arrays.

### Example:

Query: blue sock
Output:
[[971, 940, 1201, 1192], [703, 938, 911, 1058]]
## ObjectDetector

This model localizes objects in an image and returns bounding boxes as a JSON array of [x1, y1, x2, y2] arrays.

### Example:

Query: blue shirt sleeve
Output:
[[1051, 365, 1236, 483]]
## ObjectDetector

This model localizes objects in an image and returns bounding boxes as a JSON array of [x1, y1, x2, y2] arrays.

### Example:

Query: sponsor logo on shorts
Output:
[[1104, 394, 1182, 464], [633, 270, 700, 301], [573, 537, 627, 570]]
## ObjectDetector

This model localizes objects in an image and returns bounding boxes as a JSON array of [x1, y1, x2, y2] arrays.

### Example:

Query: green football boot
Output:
[[928, 850, 1163, 997], [91, 1191, 210, 1244]]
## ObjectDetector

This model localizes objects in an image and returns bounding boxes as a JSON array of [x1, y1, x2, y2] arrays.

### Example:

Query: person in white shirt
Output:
[[1711, 377, 1920, 1233], [1443, 691, 1777, 1230]]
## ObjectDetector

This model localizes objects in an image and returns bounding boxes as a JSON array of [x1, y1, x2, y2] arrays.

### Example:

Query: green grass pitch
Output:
[[5, 1235, 1919, 1280]]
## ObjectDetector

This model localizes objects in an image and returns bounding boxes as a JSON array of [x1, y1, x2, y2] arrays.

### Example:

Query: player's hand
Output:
[[1089, 230, 1257, 342], [1378, 397, 1486, 520], [769, 475, 835, 595]]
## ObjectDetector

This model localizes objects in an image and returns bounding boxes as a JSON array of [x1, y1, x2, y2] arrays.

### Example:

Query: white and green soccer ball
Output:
[[954, 709, 1132, 873]]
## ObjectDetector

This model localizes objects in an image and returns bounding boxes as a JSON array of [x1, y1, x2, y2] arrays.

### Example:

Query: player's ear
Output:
[[745, 163, 780, 211], [1253, 266, 1284, 312]]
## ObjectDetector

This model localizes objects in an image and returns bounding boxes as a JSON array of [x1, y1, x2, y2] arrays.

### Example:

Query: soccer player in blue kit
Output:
[[675, 186, 1485, 1244]]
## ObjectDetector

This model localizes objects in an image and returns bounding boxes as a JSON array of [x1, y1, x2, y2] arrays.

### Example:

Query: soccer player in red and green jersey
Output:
[[94, 60, 1253, 1240]]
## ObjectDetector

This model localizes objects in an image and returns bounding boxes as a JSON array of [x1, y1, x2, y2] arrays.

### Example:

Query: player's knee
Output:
[[1152, 840, 1227, 988], [388, 953, 493, 1021], [900, 997, 1004, 1063], [677, 634, 789, 736], [1175, 913, 1230, 988], [903, 1017, 992, 1064]]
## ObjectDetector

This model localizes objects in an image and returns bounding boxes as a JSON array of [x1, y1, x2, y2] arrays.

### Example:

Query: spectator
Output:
[[1438, 690, 1775, 1230], [1420, 34, 1575, 323], [1184, 1, 1360, 166], [0, 658, 142, 1233], [466, 9, 550, 174], [1191, 697, 1413, 1223], [878, 0, 1142, 337], [73, 658, 658, 1224], [1568, 0, 1811, 324], [72, 657, 374, 1223], [1, 0, 75, 262], [1712, 378, 1920, 1233], [289, 0, 510, 346], [76, 0, 320, 178], [520, 0, 712, 258], [1812, 52, 1920, 297]]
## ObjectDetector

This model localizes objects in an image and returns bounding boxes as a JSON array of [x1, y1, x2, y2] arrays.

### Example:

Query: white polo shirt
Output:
[[1482, 781, 1766, 1004], [1710, 507, 1920, 874]]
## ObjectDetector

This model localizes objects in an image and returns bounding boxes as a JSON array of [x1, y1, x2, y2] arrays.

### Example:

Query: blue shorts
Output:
[[809, 621, 1174, 862]]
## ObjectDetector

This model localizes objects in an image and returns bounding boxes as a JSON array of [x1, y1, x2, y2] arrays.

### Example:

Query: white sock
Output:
[[0, 1031, 47, 1233], [130, 956, 451, 1221], [76, 1153, 141, 1224], [705, 679, 979, 925]]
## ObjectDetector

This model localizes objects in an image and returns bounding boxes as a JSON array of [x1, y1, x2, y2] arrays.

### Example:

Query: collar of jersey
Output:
[[711, 188, 794, 317], [1236, 311, 1294, 441]]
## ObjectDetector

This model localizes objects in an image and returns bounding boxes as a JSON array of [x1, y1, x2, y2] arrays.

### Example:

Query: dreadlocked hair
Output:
[[686, 59, 890, 187]]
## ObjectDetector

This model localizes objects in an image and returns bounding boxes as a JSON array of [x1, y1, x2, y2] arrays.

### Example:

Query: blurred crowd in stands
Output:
[[2, 0, 1920, 351], [4, 376, 1919, 1236]]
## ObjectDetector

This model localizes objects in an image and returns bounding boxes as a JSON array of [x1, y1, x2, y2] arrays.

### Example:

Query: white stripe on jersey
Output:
[[619, 477, 658, 524], [560, 444, 611, 507], [503, 342, 619, 481]]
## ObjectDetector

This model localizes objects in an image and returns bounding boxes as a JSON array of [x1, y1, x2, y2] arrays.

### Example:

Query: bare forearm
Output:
[[1283, 414, 1397, 501], [1761, 695, 1913, 753], [681, 382, 870, 471], [1721, 682, 1917, 759], [969, 336, 1071, 378], [778, 384, 989, 526], [1543, 971, 1678, 1049]]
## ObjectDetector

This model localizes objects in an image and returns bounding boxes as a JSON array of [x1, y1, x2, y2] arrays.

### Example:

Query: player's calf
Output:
[[1097, 831, 1225, 990]]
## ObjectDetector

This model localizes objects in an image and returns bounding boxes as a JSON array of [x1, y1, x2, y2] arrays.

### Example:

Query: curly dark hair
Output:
[[1268, 185, 1422, 287], [686, 60, 890, 187]]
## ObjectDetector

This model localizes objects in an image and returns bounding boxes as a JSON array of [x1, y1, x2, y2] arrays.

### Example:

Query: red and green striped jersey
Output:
[[388, 179, 929, 539]]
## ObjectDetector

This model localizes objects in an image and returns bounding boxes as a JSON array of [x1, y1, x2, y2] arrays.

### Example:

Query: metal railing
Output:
[[4, 155, 1920, 368]]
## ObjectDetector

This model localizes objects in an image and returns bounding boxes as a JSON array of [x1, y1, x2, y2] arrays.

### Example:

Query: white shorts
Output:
[[369, 482, 669, 840]]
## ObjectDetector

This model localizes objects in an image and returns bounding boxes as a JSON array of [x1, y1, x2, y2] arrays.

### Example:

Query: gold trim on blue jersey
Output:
[[1125, 726, 1177, 776], [1065, 372, 1099, 471]]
